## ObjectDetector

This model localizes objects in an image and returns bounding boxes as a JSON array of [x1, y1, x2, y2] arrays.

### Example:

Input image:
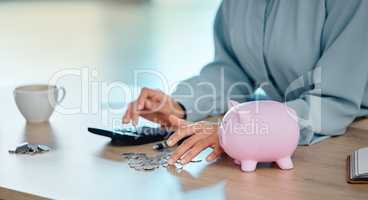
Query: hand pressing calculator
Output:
[[88, 126, 174, 146]]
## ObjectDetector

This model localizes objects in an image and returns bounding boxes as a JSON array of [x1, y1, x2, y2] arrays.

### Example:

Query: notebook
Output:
[[347, 147, 368, 183]]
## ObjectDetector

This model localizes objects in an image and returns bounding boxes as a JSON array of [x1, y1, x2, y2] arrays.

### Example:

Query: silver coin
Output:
[[149, 162, 160, 168], [37, 144, 51, 152], [128, 160, 144, 164], [27, 144, 39, 153], [122, 152, 145, 158], [128, 162, 144, 167], [133, 165, 145, 171], [9, 143, 52, 155], [128, 160, 144, 165], [143, 165, 156, 170], [159, 160, 167, 165], [128, 160, 145, 166], [14, 143, 30, 154], [131, 154, 146, 159]]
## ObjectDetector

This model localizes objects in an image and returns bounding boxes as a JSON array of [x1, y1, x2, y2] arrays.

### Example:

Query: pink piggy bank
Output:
[[219, 100, 299, 172]]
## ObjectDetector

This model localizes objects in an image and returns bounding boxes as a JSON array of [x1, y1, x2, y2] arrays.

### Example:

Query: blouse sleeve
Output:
[[171, 3, 254, 122], [286, 0, 368, 145]]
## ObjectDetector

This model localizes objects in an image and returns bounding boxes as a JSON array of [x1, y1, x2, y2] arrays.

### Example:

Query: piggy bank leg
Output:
[[240, 160, 257, 172], [276, 157, 293, 170]]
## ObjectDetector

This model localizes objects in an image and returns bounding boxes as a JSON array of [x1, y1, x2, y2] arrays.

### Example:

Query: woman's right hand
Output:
[[122, 87, 185, 127]]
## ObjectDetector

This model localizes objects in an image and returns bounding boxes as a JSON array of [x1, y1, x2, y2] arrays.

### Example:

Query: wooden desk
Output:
[[0, 85, 368, 200]]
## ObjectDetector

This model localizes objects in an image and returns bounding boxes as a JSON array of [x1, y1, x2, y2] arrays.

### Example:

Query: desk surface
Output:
[[0, 86, 368, 200]]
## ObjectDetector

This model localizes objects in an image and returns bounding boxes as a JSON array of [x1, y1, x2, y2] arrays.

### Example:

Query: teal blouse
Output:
[[172, 0, 368, 145]]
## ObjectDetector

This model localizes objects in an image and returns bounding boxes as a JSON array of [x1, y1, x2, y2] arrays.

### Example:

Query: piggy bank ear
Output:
[[228, 100, 240, 109]]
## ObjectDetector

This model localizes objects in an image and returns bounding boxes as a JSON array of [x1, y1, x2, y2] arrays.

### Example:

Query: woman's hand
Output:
[[166, 116, 223, 165], [122, 87, 185, 127]]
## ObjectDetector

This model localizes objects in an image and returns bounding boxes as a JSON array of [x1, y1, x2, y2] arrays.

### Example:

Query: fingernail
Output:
[[167, 140, 173, 146]]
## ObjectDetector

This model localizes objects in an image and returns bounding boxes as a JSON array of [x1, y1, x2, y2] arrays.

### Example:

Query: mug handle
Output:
[[56, 86, 66, 104]]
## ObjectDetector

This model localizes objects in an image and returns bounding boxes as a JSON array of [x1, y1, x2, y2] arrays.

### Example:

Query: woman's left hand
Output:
[[166, 115, 223, 165]]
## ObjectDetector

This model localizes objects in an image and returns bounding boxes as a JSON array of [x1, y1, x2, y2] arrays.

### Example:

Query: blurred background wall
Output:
[[0, 0, 221, 107]]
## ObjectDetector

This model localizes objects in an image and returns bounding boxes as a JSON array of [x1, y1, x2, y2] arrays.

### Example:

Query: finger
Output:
[[136, 99, 154, 115], [206, 146, 223, 161], [137, 87, 156, 110], [143, 99, 162, 114], [122, 102, 134, 123], [167, 123, 196, 147], [144, 99, 153, 110], [150, 89, 164, 102], [130, 102, 140, 125], [141, 112, 167, 126], [181, 141, 209, 164], [168, 135, 201, 165], [167, 115, 189, 130]]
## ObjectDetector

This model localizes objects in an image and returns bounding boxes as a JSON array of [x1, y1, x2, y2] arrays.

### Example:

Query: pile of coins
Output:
[[121, 150, 202, 171], [8, 142, 51, 155], [121, 150, 173, 171]]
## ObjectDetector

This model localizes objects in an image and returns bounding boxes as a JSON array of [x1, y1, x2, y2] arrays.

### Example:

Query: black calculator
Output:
[[88, 127, 174, 146]]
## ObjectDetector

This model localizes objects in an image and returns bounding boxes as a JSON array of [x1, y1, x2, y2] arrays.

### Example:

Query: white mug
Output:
[[14, 84, 66, 123]]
